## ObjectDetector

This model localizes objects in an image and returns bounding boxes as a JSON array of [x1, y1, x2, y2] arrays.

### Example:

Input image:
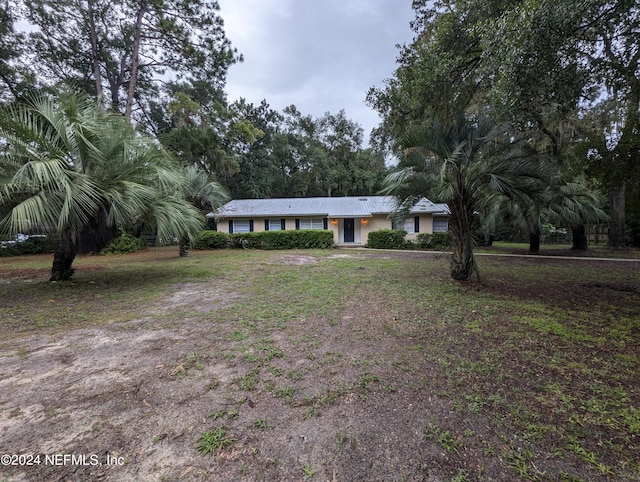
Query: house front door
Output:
[[344, 218, 355, 243]]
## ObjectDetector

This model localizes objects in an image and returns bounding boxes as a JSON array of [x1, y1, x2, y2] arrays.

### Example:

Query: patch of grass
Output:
[[252, 417, 268, 429], [16, 346, 29, 359], [423, 423, 460, 456], [208, 410, 226, 420], [301, 462, 316, 478], [287, 370, 303, 381], [196, 427, 234, 454], [505, 447, 542, 480], [358, 372, 380, 389], [237, 369, 260, 391], [336, 429, 357, 450], [169, 351, 207, 378], [274, 386, 296, 404]]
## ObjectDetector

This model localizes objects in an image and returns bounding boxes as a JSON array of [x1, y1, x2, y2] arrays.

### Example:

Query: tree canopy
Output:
[[386, 113, 552, 280], [21, 0, 241, 121], [0, 90, 205, 280], [369, 0, 636, 248]]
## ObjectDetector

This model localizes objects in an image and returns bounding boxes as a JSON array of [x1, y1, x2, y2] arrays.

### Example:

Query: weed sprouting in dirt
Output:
[[196, 427, 234, 454]]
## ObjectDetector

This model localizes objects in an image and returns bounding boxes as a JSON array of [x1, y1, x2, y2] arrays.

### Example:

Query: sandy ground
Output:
[[1, 250, 638, 481]]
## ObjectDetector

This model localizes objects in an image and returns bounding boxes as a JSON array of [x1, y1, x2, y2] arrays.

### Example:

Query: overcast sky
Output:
[[217, 0, 416, 145]]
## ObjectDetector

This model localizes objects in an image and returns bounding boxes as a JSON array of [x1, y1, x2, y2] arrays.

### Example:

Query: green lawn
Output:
[[1, 247, 639, 481], [476, 240, 640, 258]]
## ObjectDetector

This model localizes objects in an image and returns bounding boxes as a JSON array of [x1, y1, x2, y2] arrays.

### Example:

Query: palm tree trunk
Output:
[[50, 233, 78, 281], [571, 224, 588, 250], [450, 233, 476, 280], [78, 206, 118, 253], [449, 202, 478, 281], [179, 236, 190, 257], [529, 227, 541, 253]]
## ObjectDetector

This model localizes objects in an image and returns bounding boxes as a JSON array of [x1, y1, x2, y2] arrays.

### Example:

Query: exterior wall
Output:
[[216, 213, 438, 243], [405, 214, 434, 241], [389, 214, 435, 241], [359, 215, 392, 244]]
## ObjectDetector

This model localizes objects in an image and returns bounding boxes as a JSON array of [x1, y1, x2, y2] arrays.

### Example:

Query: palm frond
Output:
[[0, 89, 208, 247]]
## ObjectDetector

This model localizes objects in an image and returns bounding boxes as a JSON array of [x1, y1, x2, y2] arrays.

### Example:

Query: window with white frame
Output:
[[299, 218, 324, 230], [404, 218, 415, 234], [391, 217, 418, 234], [268, 219, 283, 231], [433, 218, 449, 232], [233, 220, 251, 233]]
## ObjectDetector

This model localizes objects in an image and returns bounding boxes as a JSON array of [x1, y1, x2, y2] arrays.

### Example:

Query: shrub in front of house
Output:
[[101, 232, 146, 254], [416, 232, 451, 250], [230, 230, 334, 249], [367, 229, 408, 249], [193, 230, 230, 249]]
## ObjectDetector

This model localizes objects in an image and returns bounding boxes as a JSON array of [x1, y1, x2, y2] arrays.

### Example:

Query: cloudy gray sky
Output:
[[217, 0, 415, 145]]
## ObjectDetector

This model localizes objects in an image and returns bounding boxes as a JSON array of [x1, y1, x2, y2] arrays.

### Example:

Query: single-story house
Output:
[[209, 196, 449, 245]]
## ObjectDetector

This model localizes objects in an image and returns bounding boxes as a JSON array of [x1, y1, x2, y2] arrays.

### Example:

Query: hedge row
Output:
[[193, 231, 229, 249], [193, 230, 334, 250], [415, 232, 451, 250], [367, 229, 408, 249], [367, 230, 452, 250], [0, 236, 57, 257]]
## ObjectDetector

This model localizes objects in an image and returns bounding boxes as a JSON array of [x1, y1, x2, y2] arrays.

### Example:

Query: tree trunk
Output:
[[125, 0, 147, 121], [86, 0, 103, 99], [178, 236, 190, 257], [608, 183, 626, 247], [571, 224, 588, 250], [50, 233, 79, 281], [449, 205, 478, 281], [529, 227, 541, 253], [78, 206, 118, 254]]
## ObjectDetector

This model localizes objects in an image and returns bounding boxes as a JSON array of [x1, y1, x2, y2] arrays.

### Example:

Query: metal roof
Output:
[[211, 196, 446, 219], [433, 203, 450, 215]]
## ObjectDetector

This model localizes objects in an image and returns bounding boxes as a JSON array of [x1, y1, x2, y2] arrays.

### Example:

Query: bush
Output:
[[230, 230, 334, 249], [542, 223, 569, 244], [193, 230, 229, 249], [100, 232, 146, 254], [0, 235, 56, 257], [416, 232, 451, 250], [367, 229, 408, 249]]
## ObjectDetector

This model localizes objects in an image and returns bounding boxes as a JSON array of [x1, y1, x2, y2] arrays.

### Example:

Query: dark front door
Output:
[[344, 218, 355, 243]]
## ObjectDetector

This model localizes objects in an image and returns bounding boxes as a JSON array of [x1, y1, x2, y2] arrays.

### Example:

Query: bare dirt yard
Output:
[[0, 247, 639, 481]]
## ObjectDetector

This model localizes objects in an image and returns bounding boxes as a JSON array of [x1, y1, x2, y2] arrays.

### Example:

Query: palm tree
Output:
[[0, 90, 204, 280], [384, 114, 551, 280], [178, 165, 228, 257], [484, 178, 608, 253]]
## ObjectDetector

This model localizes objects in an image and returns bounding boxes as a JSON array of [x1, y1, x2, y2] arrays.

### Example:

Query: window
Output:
[[233, 220, 251, 233], [433, 218, 449, 232], [268, 219, 283, 231], [299, 219, 324, 230], [392, 217, 418, 234], [404, 218, 415, 234]]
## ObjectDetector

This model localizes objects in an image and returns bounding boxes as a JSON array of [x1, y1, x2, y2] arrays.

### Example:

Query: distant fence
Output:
[[587, 224, 609, 245]]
